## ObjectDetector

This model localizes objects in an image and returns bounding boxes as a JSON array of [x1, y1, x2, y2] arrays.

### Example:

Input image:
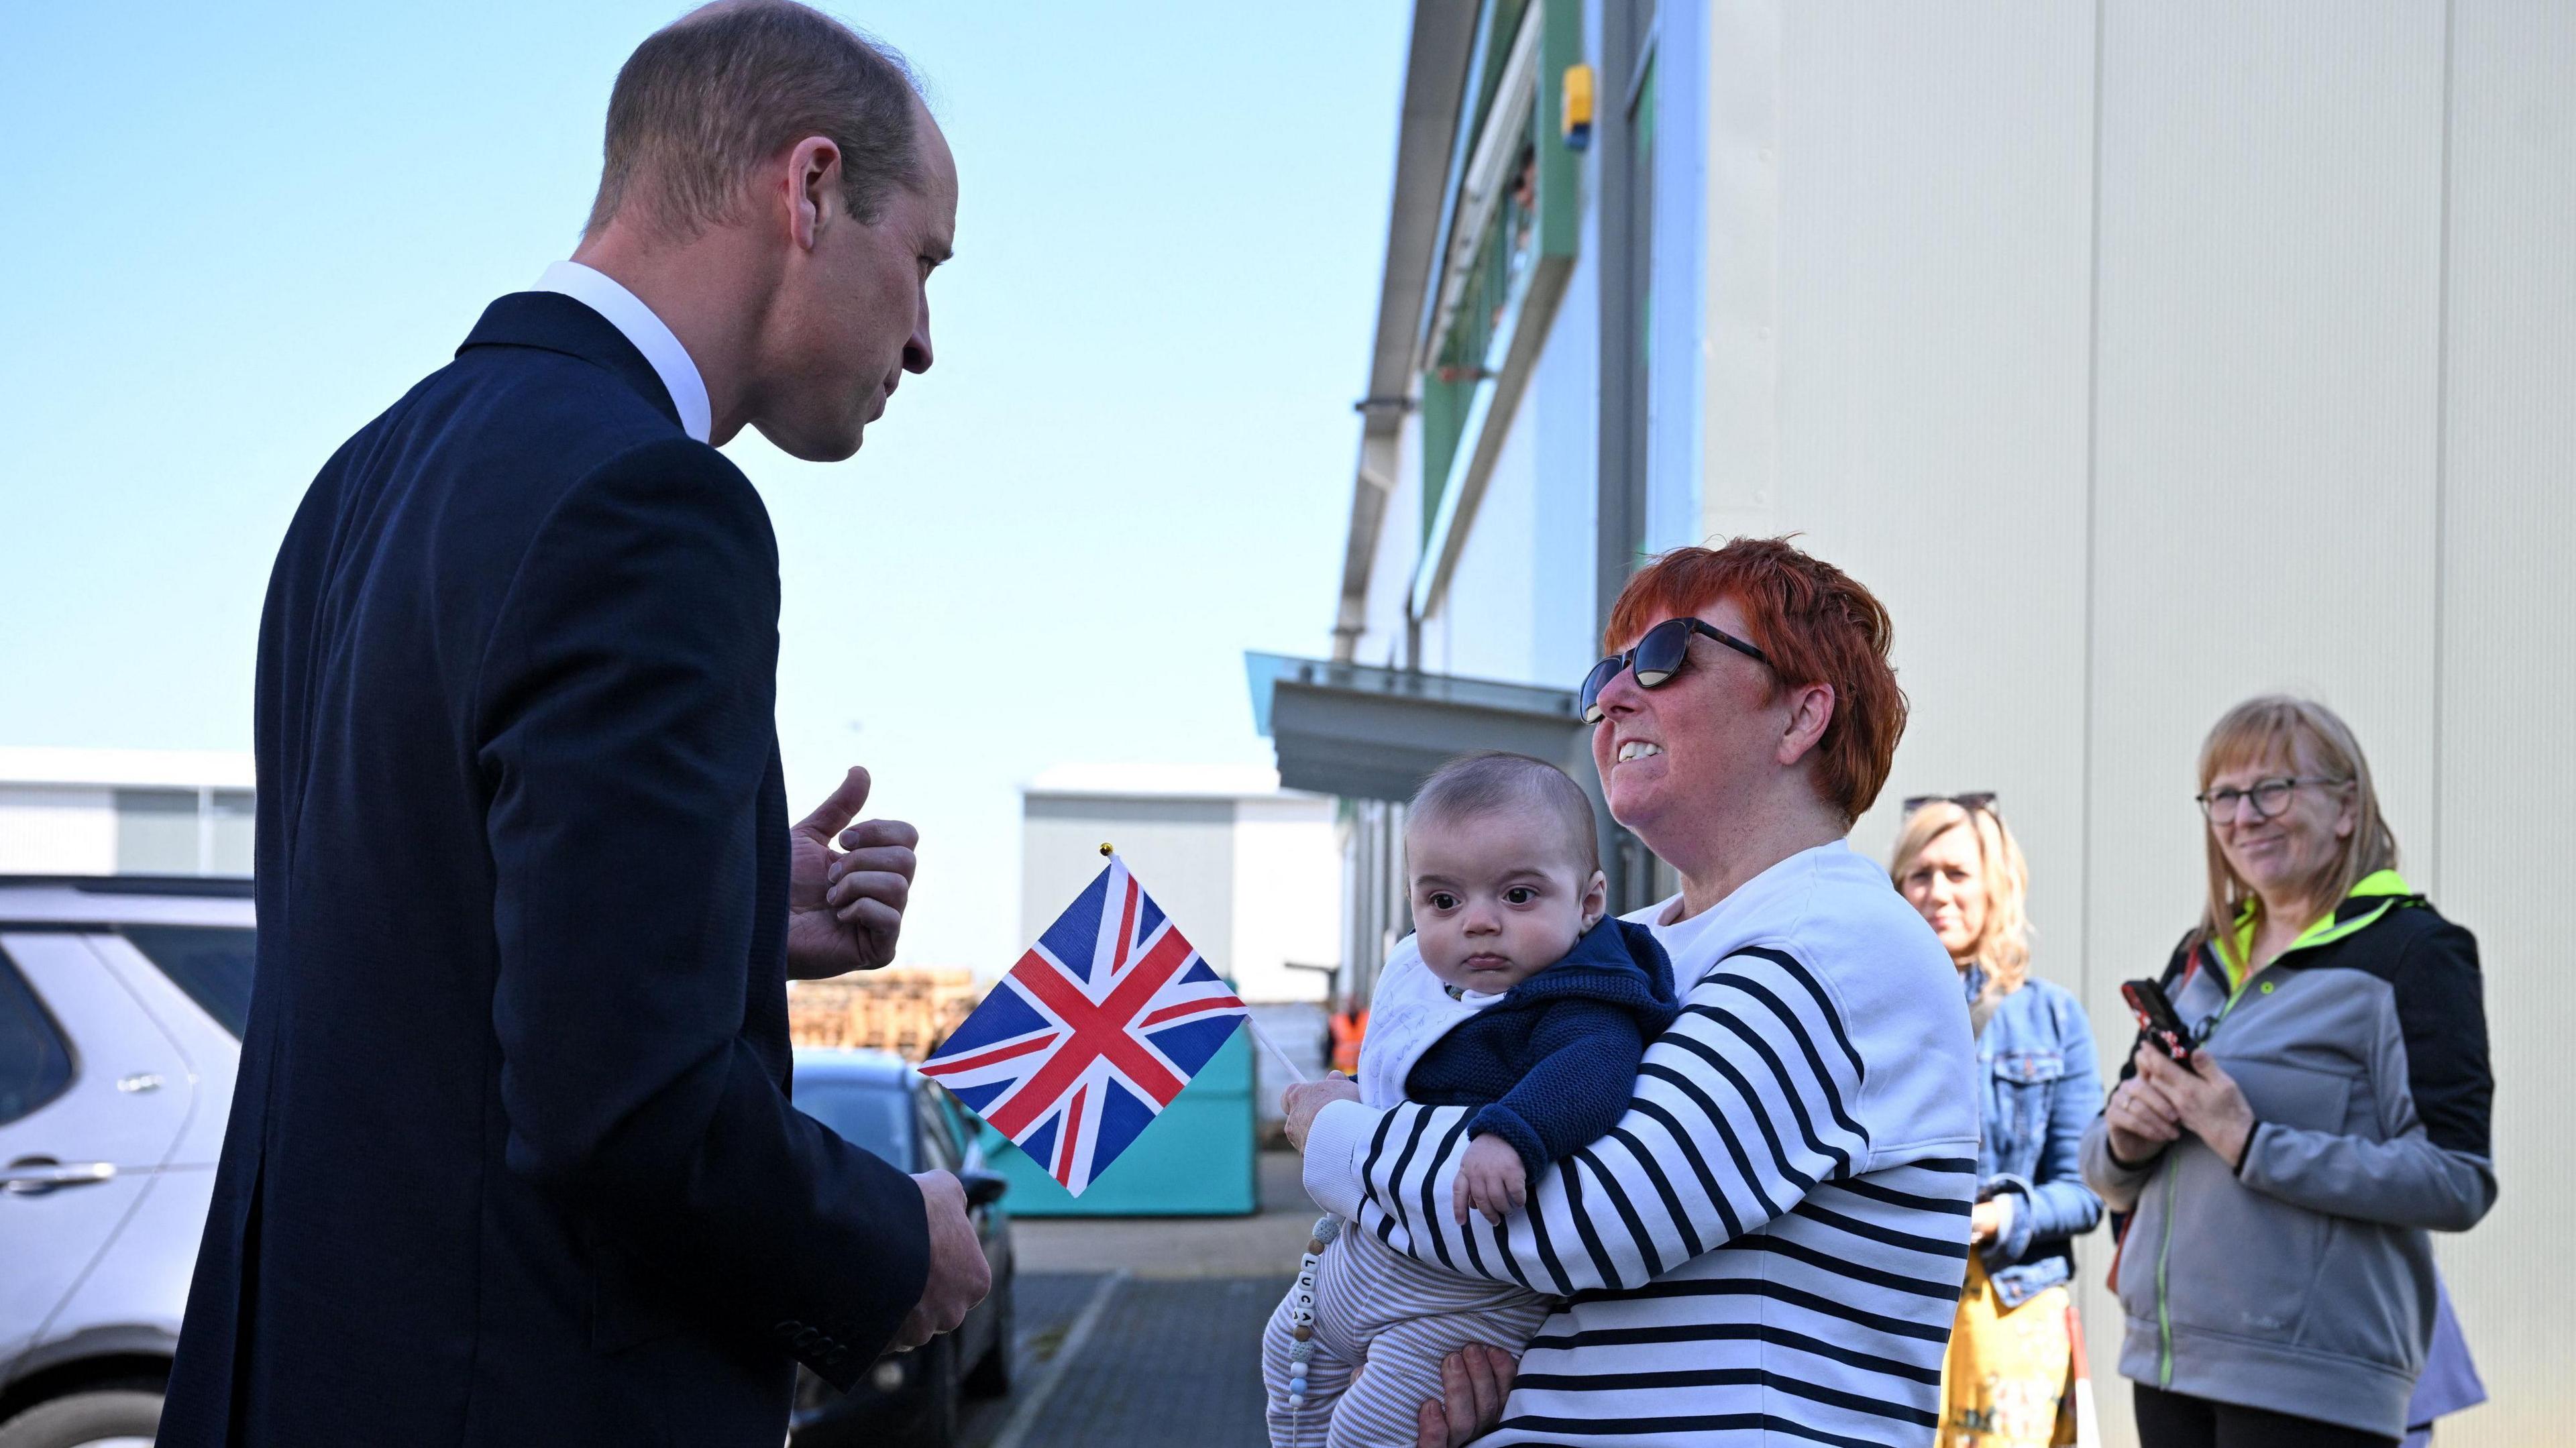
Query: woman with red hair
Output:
[[1287, 537, 1982, 1448]]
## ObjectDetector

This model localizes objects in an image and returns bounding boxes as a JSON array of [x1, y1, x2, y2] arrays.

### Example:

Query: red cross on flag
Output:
[[920, 855, 1248, 1195]]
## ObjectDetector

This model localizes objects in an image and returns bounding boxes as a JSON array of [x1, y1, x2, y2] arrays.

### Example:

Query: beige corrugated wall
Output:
[[1701, 3, 2574, 1443], [2424, 5, 2576, 1441]]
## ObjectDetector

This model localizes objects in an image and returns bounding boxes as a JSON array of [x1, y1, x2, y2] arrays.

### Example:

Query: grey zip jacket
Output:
[[2080, 872, 2496, 1439]]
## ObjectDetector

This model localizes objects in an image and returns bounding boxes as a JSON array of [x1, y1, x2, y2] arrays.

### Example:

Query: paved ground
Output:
[[980, 1273, 1292, 1447], [953, 1150, 1319, 1447], [1011, 1148, 1324, 1279]]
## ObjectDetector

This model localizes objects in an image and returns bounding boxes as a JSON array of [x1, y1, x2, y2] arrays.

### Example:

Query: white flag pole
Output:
[[1244, 1015, 1311, 1084], [1095, 841, 1313, 1085]]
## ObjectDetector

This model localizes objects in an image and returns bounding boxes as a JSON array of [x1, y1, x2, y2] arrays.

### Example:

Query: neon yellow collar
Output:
[[2215, 869, 2411, 993]]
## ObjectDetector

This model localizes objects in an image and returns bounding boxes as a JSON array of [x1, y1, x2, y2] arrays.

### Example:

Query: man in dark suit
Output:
[[160, 5, 983, 1443]]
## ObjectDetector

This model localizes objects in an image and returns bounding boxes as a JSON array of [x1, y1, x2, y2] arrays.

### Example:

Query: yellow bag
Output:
[[1937, 1256, 2084, 1448]]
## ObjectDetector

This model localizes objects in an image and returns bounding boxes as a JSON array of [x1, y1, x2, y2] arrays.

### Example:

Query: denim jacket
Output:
[[1968, 968, 2106, 1308]]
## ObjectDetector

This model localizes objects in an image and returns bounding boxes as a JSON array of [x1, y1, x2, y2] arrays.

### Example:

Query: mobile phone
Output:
[[2120, 978, 2196, 1067]]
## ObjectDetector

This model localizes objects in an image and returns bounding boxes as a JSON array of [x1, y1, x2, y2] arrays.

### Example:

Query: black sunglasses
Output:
[[1903, 791, 1998, 816], [1578, 617, 1769, 724]]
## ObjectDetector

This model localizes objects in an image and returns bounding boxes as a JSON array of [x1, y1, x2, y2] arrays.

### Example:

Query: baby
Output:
[[1262, 751, 1680, 1448]]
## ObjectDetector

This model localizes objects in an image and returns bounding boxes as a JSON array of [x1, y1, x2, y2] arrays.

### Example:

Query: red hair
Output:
[[1603, 537, 1907, 822]]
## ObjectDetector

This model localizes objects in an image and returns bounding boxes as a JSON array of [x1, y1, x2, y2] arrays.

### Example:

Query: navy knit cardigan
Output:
[[1404, 917, 1682, 1178]]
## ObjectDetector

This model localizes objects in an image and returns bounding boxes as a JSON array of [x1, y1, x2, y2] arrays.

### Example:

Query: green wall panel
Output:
[[971, 1025, 1258, 1217]]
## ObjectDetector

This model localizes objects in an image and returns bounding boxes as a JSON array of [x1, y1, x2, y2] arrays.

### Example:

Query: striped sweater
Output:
[[1302, 842, 1980, 1447]]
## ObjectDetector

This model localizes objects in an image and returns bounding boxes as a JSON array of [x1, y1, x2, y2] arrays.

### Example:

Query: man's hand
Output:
[[1282, 1074, 1360, 1152], [2140, 1046, 2259, 1169], [886, 1170, 991, 1353], [1452, 1135, 1525, 1225], [786, 766, 920, 979], [2104, 1044, 2185, 1166], [1415, 1342, 1516, 1447]]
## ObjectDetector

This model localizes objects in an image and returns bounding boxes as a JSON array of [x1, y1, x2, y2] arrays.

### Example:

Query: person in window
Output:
[[2082, 697, 2496, 1448], [1892, 795, 2103, 1448]]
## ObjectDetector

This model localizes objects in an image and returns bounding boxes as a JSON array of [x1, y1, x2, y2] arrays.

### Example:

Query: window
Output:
[[1627, 44, 1658, 514], [113, 789, 199, 874], [0, 948, 76, 1125], [1424, 135, 1541, 533], [1409, 0, 1585, 617], [792, 1078, 914, 1169], [209, 790, 256, 876], [111, 788, 256, 877], [122, 926, 257, 1039], [1421, 0, 1540, 535]]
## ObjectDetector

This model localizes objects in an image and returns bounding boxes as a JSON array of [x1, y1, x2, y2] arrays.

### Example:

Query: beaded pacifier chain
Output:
[[1283, 1213, 1342, 1416]]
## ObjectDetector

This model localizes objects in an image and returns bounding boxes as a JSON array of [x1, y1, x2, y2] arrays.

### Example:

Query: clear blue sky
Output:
[[0, 1, 1409, 970]]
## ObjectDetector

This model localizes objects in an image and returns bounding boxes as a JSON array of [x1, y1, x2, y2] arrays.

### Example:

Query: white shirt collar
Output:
[[533, 260, 712, 443]]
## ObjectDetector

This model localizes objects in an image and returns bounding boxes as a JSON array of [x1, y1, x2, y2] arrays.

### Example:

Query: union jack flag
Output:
[[921, 855, 1247, 1196]]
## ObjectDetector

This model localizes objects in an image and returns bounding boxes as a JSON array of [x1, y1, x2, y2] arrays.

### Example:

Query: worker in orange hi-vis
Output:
[[1328, 996, 1367, 1077]]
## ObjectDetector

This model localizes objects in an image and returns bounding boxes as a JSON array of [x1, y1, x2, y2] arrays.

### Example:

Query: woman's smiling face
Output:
[[1587, 595, 1784, 850], [1898, 822, 1988, 964], [2205, 741, 2355, 909]]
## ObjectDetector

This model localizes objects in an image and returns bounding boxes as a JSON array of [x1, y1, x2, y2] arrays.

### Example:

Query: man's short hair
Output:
[[1603, 537, 1907, 823], [586, 0, 924, 242], [1407, 752, 1601, 876]]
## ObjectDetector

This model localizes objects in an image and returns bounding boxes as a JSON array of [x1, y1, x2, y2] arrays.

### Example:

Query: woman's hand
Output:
[[1415, 1343, 1517, 1447], [2103, 1044, 2184, 1165], [1969, 1197, 2010, 1246], [2138, 1047, 2259, 1169], [1282, 1074, 1360, 1152]]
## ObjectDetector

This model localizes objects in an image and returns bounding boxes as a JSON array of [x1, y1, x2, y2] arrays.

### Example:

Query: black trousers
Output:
[[2134, 1383, 2400, 1448]]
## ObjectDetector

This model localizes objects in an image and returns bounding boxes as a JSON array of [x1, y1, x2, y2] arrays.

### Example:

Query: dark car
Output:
[[788, 1048, 1015, 1448]]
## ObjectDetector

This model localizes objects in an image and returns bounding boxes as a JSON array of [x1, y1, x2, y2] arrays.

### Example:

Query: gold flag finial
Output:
[[1099, 842, 1114, 857]]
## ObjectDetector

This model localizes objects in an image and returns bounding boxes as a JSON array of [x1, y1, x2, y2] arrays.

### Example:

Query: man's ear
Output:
[[785, 135, 843, 251], [1776, 681, 1835, 767]]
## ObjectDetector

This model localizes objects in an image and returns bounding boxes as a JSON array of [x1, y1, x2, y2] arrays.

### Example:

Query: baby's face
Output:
[[1407, 805, 1605, 995]]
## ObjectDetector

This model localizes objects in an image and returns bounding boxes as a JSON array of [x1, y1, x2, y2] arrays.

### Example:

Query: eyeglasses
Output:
[[1903, 791, 1996, 816], [1578, 617, 1770, 724], [2195, 775, 2347, 823]]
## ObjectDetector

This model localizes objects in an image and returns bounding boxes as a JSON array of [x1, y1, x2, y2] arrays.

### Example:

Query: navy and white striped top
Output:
[[1303, 842, 1980, 1447]]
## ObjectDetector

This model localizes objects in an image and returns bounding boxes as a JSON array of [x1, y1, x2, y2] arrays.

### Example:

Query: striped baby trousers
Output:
[[1260, 1223, 1555, 1448]]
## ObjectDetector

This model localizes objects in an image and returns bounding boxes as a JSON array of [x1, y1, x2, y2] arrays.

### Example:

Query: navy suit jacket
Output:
[[160, 292, 930, 1447]]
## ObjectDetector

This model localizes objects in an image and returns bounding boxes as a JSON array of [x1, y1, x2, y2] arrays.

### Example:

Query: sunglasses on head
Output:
[[1578, 617, 1770, 724], [1902, 791, 1998, 816]]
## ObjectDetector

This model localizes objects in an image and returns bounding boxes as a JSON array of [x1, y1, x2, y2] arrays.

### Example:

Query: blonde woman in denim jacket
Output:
[[1895, 795, 2105, 1447]]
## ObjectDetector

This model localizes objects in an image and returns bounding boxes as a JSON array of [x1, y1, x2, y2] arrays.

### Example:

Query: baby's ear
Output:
[[1580, 869, 1610, 929]]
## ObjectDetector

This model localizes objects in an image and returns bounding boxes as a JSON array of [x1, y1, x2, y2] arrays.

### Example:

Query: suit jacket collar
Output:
[[458, 291, 684, 433]]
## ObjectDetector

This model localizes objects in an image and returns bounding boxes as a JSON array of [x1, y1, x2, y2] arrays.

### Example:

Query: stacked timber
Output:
[[786, 968, 982, 1061]]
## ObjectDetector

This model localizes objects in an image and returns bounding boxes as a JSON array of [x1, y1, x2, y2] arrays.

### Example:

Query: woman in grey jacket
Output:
[[2082, 697, 2496, 1448]]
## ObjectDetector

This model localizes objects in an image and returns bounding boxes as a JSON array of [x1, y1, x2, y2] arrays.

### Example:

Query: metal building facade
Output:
[[1703, 8, 2571, 1443], [1294, 4, 2573, 1443]]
